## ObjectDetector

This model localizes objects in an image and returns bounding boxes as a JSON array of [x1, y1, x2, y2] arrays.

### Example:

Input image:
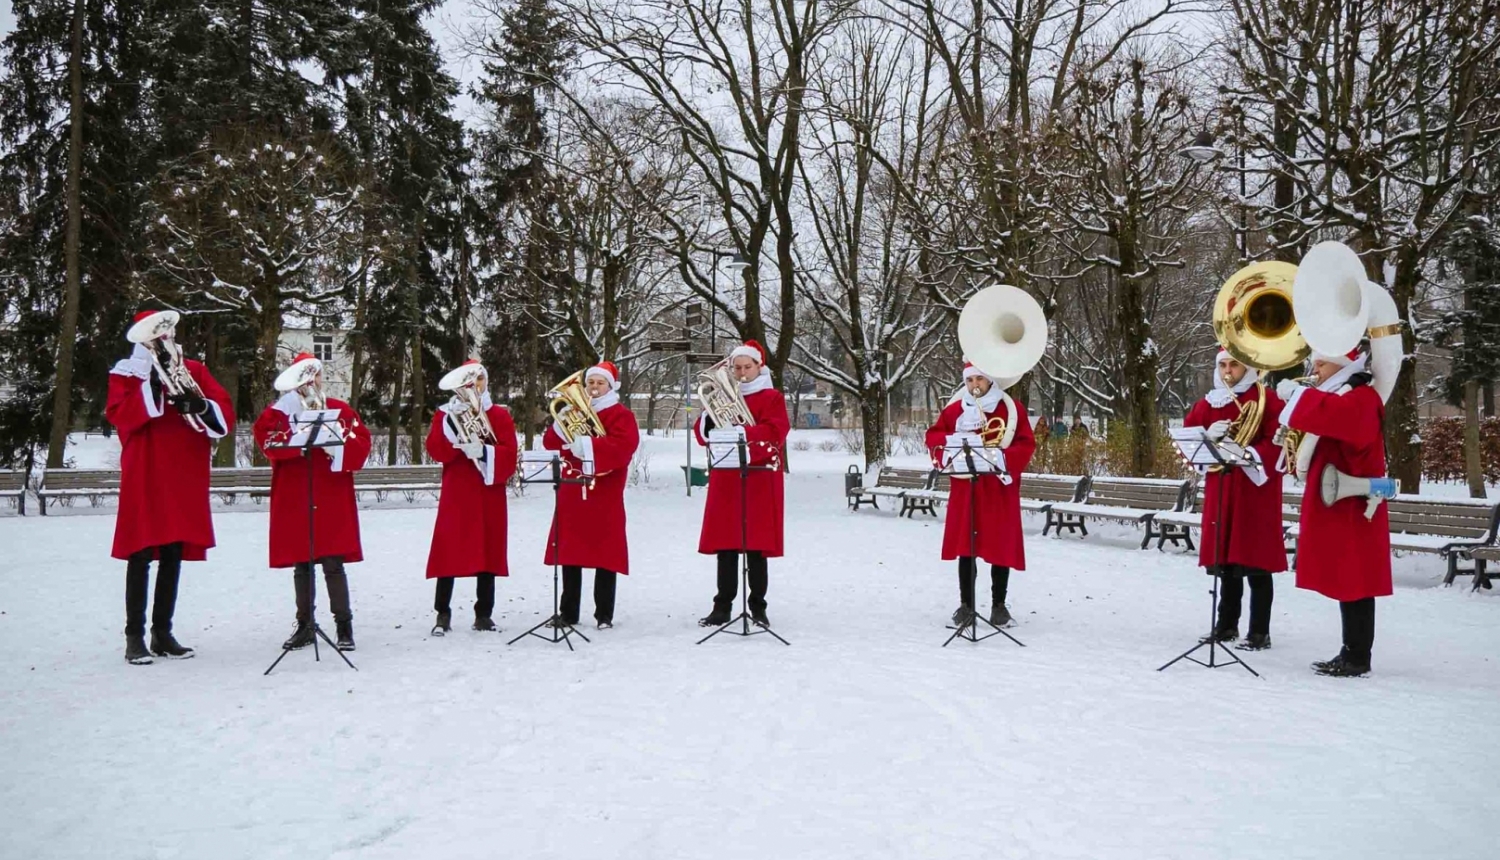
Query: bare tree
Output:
[[1225, 0, 1500, 490], [792, 17, 947, 468]]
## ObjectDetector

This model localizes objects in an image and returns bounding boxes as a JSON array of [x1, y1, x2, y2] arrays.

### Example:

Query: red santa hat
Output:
[[1311, 347, 1363, 367], [961, 361, 990, 382], [274, 352, 322, 393], [729, 339, 766, 366], [126, 309, 180, 344], [585, 360, 621, 391], [439, 358, 488, 391]]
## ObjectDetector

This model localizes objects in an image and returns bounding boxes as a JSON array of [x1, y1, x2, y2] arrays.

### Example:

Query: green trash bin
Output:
[[682, 465, 710, 487]]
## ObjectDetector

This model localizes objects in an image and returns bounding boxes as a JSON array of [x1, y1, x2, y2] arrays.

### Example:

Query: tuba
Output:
[[274, 359, 327, 411], [1275, 241, 1403, 478], [438, 362, 498, 446], [1208, 261, 1307, 469], [696, 358, 756, 428], [548, 370, 606, 444], [957, 284, 1048, 449]]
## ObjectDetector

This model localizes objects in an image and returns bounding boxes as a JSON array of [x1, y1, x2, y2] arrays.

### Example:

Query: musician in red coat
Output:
[[541, 361, 640, 629], [253, 353, 372, 652], [424, 360, 519, 635], [1277, 347, 1392, 677], [1182, 349, 1287, 650], [105, 310, 235, 665], [693, 340, 789, 628], [924, 361, 1036, 628]]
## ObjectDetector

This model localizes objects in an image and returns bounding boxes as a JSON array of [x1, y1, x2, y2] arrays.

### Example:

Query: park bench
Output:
[[847, 466, 945, 518], [1043, 476, 1196, 549], [1286, 494, 1500, 587], [0, 469, 27, 515]]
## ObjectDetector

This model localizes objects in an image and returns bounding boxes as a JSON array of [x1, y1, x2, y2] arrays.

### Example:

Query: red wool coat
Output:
[[253, 396, 372, 568], [424, 404, 519, 579], [105, 356, 236, 561], [1283, 384, 1393, 601], [924, 396, 1036, 569], [541, 402, 640, 574], [1183, 386, 1288, 573], [694, 388, 790, 557]]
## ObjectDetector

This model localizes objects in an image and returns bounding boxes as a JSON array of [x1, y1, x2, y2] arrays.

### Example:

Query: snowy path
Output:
[[2, 449, 1497, 859]]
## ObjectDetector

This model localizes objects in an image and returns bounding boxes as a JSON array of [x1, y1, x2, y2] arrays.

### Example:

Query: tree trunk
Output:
[[45, 0, 86, 469], [387, 355, 405, 465], [251, 286, 284, 466], [210, 331, 240, 467], [1464, 380, 1484, 498], [860, 390, 887, 472], [1385, 259, 1422, 491], [408, 328, 425, 464]]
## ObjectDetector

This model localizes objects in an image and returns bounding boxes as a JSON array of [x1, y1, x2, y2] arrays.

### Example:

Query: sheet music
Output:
[[940, 437, 1006, 477], [1170, 426, 1249, 467], [285, 409, 345, 447], [707, 429, 747, 470]]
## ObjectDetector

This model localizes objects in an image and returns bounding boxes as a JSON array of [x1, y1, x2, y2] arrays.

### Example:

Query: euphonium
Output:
[[274, 358, 327, 411], [547, 370, 605, 444], [696, 358, 756, 428], [438, 363, 498, 446], [145, 337, 212, 435]]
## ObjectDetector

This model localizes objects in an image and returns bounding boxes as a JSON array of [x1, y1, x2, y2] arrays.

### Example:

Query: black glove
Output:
[[702, 414, 716, 434], [170, 390, 208, 415], [149, 371, 164, 404]]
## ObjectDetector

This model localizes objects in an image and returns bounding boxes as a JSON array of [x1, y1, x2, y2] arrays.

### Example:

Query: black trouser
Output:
[[1339, 597, 1376, 664], [1217, 565, 1274, 635], [434, 574, 496, 618], [125, 543, 184, 637], [714, 551, 768, 613], [561, 567, 618, 625], [958, 557, 1010, 607], [292, 557, 352, 624]]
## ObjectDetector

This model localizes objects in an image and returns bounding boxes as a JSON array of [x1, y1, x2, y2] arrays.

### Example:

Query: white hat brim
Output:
[[126, 310, 180, 344]]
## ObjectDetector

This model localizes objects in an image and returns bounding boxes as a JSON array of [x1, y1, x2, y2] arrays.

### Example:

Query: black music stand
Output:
[[698, 435, 790, 646], [941, 438, 1025, 648], [509, 451, 593, 651], [264, 409, 357, 675], [1158, 429, 1259, 677]]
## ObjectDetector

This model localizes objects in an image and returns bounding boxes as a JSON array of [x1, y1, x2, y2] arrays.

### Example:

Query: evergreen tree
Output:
[[471, 0, 574, 445], [0, 0, 152, 466], [332, 0, 468, 463]]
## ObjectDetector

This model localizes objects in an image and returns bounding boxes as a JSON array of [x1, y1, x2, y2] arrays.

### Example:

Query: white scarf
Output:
[[591, 390, 620, 411], [957, 384, 1003, 432], [1206, 367, 1260, 408], [738, 366, 774, 396]]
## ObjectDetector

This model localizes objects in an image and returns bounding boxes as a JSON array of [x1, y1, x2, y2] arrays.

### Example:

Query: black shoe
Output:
[[990, 603, 1013, 628], [751, 607, 770, 628], [149, 630, 195, 659], [335, 620, 355, 652], [282, 622, 315, 651], [951, 604, 976, 627], [1200, 624, 1239, 643], [125, 634, 154, 665], [1313, 650, 1370, 677], [1237, 633, 1271, 651], [698, 607, 732, 627], [473, 615, 498, 632], [546, 616, 578, 629], [431, 610, 452, 637]]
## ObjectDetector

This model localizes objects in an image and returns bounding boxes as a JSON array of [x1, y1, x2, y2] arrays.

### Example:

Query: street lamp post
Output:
[[1176, 129, 1246, 261]]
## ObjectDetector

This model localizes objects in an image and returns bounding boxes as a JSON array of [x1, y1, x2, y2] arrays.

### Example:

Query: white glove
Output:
[[1206, 419, 1231, 441], [1277, 379, 1302, 401], [458, 441, 485, 461], [568, 435, 594, 463]]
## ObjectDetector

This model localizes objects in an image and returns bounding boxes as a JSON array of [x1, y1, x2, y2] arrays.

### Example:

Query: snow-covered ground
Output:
[[2, 435, 1498, 859]]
